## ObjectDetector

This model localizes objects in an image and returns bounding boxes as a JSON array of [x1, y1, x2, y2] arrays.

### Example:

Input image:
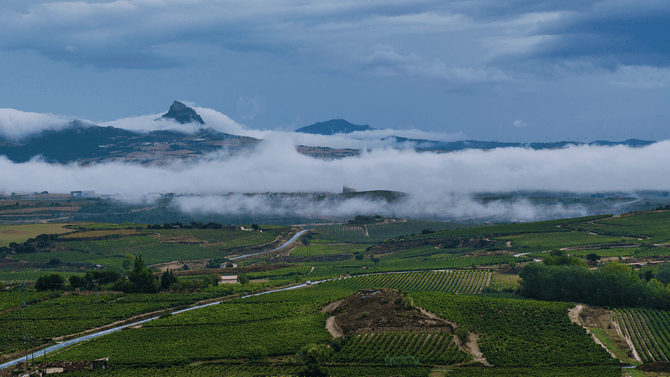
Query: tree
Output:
[[35, 273, 65, 291], [586, 253, 601, 263], [297, 343, 332, 377], [85, 270, 121, 286], [238, 275, 250, 285], [69, 275, 89, 290], [126, 255, 157, 293], [122, 254, 135, 271], [656, 262, 670, 285], [160, 269, 178, 291]]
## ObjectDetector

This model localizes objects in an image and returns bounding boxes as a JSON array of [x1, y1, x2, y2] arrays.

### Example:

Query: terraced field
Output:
[[613, 307, 670, 363]]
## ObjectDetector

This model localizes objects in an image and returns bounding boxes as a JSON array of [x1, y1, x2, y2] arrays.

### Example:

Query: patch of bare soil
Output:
[[465, 333, 487, 365], [570, 304, 639, 362], [326, 316, 345, 338], [333, 289, 455, 335]]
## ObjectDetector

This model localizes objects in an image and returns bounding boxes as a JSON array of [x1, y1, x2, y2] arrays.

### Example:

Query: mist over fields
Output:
[[1, 131, 669, 221]]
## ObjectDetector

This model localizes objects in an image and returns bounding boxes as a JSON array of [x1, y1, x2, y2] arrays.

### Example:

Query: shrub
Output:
[[247, 345, 268, 361], [35, 273, 65, 291], [456, 327, 469, 344]]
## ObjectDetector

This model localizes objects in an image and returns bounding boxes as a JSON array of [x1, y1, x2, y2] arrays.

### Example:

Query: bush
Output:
[[159, 310, 172, 319], [247, 345, 268, 361], [299, 343, 333, 364], [456, 327, 469, 344], [35, 273, 65, 291]]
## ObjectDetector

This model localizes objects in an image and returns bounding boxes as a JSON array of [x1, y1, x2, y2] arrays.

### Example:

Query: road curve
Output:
[[229, 229, 309, 260]]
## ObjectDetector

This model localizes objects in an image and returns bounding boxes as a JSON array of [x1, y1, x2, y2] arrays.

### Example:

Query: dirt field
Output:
[[331, 289, 455, 335]]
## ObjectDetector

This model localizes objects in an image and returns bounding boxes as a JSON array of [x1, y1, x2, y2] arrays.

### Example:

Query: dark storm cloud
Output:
[[488, 2, 670, 71]]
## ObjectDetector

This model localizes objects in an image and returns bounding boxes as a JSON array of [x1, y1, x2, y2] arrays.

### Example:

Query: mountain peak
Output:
[[160, 101, 205, 125], [295, 119, 374, 135]]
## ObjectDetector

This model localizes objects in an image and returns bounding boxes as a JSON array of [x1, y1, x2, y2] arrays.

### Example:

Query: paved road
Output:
[[0, 229, 311, 371], [230, 229, 308, 260]]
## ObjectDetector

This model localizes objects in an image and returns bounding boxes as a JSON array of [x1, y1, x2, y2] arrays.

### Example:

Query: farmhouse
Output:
[[220, 275, 238, 284]]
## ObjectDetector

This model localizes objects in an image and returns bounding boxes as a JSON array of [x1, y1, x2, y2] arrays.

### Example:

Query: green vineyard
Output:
[[613, 307, 670, 362], [487, 273, 520, 292], [321, 270, 490, 294], [334, 332, 471, 365]]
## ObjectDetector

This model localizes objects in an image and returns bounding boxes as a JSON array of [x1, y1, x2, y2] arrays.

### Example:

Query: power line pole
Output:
[[93, 279, 99, 303], [22, 282, 26, 307]]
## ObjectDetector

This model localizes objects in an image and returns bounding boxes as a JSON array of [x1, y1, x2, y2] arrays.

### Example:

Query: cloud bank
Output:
[[0, 138, 669, 195], [0, 108, 73, 140], [172, 194, 586, 222], [1, 133, 668, 220]]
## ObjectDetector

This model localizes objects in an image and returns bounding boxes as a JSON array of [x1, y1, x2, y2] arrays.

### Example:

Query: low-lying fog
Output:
[[1, 106, 668, 222], [1, 136, 669, 221]]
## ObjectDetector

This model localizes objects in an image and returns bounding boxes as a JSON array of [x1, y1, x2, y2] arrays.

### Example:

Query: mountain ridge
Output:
[[295, 119, 374, 135]]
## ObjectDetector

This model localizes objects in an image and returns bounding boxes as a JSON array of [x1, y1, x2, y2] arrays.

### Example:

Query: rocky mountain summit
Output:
[[160, 101, 205, 125]]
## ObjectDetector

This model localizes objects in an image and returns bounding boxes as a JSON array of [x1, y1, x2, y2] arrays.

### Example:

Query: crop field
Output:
[[411, 215, 612, 240], [413, 293, 616, 366], [487, 273, 520, 292], [504, 231, 633, 249], [57, 365, 431, 377], [0, 281, 287, 356], [572, 211, 670, 242], [5, 225, 289, 269], [321, 270, 490, 294], [11, 209, 670, 375], [0, 223, 74, 246], [290, 243, 372, 256], [316, 220, 457, 243], [444, 366, 621, 377], [613, 307, 670, 363], [48, 286, 352, 366], [334, 332, 471, 365], [0, 268, 86, 283]]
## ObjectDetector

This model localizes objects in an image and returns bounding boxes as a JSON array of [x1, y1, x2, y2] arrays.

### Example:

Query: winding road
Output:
[[0, 229, 310, 370]]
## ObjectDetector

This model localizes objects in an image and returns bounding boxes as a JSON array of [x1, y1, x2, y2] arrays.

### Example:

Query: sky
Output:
[[0, 0, 669, 142]]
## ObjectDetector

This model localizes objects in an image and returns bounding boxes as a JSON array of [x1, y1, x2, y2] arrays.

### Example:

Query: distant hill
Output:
[[296, 119, 374, 135], [387, 136, 656, 152], [0, 121, 258, 164]]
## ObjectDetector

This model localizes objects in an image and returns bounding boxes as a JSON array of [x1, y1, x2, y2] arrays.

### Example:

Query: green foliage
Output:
[[299, 343, 333, 364], [444, 366, 621, 377], [542, 254, 588, 267], [320, 270, 490, 294], [160, 269, 178, 291], [159, 310, 172, 319], [334, 332, 470, 365], [238, 275, 250, 285], [455, 327, 469, 344], [384, 355, 420, 367], [118, 255, 157, 293], [49, 286, 344, 367], [53, 364, 429, 376], [317, 220, 458, 243], [656, 262, 670, 285], [247, 345, 268, 361], [69, 274, 89, 290], [35, 273, 65, 291], [519, 261, 670, 309], [613, 307, 670, 363], [413, 292, 615, 366]]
